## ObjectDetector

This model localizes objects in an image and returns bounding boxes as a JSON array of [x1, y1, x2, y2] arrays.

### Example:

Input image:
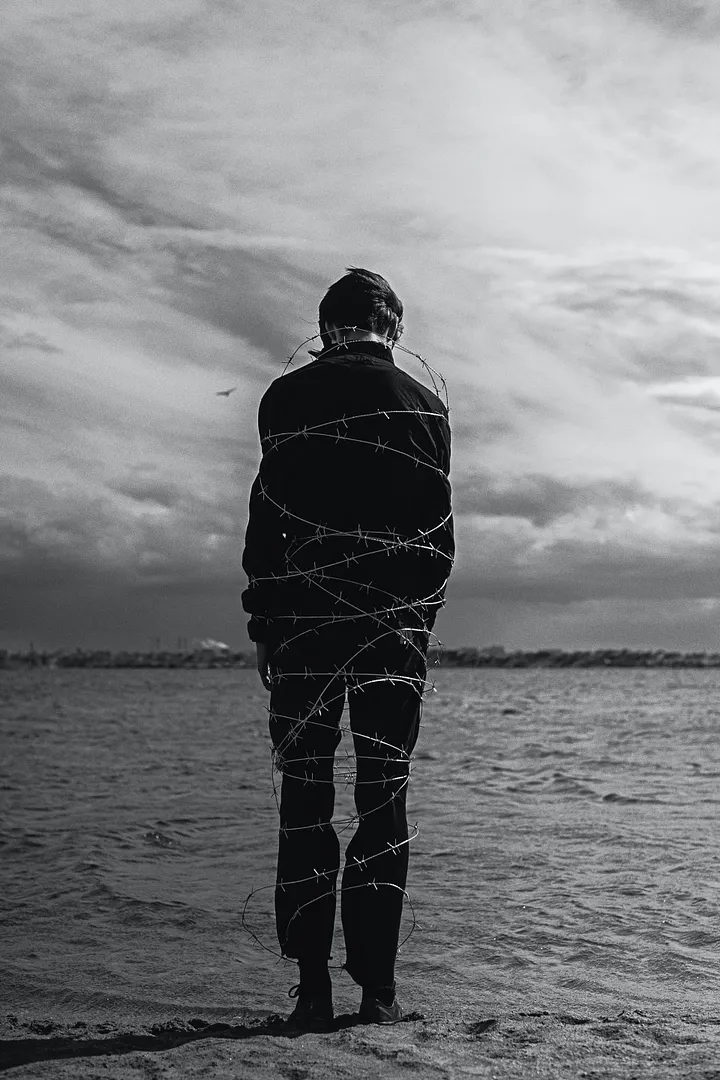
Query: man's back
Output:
[[242, 341, 453, 635]]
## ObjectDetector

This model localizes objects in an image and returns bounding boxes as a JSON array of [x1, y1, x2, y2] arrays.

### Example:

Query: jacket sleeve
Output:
[[241, 387, 289, 643]]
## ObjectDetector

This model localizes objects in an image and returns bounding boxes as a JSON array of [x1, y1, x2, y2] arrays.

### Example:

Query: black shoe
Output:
[[359, 987, 403, 1025], [286, 984, 334, 1030]]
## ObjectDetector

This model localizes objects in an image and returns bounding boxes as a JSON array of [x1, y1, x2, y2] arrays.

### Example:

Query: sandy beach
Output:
[[3, 997, 720, 1079]]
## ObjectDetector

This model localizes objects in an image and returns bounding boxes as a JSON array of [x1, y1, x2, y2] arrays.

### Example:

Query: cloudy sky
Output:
[[3, 0, 720, 652]]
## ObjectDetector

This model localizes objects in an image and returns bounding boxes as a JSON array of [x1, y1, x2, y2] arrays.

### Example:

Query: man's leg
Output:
[[269, 646, 346, 972], [341, 629, 427, 996]]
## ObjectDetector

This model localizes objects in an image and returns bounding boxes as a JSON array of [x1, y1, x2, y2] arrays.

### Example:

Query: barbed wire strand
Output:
[[242, 330, 452, 979]]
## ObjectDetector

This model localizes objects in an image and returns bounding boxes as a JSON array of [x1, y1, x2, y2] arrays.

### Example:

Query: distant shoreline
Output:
[[3, 646, 720, 669]]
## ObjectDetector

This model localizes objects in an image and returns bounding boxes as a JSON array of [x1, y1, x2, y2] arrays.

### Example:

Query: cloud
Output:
[[648, 376, 720, 411], [0, 472, 241, 594], [453, 473, 648, 526], [107, 476, 186, 509], [4, 0, 720, 648], [615, 0, 720, 37], [449, 498, 720, 605], [439, 594, 720, 652]]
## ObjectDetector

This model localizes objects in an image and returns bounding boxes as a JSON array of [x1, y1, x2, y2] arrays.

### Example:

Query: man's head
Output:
[[318, 268, 404, 351]]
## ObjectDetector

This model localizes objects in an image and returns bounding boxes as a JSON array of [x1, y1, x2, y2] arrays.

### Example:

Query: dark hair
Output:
[[318, 268, 404, 347]]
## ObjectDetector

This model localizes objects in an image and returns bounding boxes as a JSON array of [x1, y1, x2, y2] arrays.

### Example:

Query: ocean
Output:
[[2, 666, 719, 1027]]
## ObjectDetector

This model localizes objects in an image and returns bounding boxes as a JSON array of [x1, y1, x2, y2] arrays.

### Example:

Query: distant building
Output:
[[192, 638, 231, 659]]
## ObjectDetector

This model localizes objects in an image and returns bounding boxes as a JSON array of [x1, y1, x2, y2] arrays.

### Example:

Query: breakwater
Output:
[[436, 646, 720, 667], [0, 649, 255, 670], [3, 646, 720, 669]]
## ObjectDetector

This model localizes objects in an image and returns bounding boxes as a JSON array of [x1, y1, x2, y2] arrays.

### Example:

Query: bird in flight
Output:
[[216, 387, 237, 397]]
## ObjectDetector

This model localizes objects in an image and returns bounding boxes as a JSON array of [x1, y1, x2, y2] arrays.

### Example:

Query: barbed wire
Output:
[[283, 329, 449, 408], [241, 329, 453, 978]]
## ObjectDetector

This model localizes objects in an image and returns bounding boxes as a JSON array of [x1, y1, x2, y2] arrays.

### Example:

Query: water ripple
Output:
[[2, 666, 720, 1020]]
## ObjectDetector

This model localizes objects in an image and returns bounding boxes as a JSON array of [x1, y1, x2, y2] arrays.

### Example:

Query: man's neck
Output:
[[328, 329, 394, 348]]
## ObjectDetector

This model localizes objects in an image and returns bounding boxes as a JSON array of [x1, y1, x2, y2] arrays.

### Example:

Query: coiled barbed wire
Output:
[[241, 329, 453, 972]]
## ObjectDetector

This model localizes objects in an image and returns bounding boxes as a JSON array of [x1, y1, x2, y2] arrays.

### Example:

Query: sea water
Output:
[[1, 666, 719, 1024]]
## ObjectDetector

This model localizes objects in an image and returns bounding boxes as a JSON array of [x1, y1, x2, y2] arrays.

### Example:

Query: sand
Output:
[[3, 1001, 719, 1078]]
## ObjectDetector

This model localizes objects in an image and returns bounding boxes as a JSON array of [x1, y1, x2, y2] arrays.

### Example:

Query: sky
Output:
[[3, 0, 720, 652]]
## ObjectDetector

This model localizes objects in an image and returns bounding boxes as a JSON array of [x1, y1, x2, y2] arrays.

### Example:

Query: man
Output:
[[242, 268, 453, 1026]]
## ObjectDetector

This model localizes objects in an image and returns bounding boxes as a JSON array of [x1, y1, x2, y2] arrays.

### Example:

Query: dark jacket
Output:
[[241, 340, 454, 643]]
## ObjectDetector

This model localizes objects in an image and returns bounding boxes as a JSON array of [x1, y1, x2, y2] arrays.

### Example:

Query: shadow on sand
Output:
[[0, 1011, 425, 1072]]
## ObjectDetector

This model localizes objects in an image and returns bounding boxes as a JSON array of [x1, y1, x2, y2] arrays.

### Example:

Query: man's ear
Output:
[[317, 321, 333, 351], [386, 313, 402, 344], [323, 321, 342, 345]]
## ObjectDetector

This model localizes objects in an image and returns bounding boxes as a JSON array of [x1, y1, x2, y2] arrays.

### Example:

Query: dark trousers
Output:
[[268, 622, 427, 988]]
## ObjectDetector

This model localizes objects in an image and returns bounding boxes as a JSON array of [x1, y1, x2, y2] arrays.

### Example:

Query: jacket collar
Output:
[[315, 340, 396, 365]]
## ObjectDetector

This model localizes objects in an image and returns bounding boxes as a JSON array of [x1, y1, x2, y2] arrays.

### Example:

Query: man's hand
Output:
[[256, 641, 274, 691]]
